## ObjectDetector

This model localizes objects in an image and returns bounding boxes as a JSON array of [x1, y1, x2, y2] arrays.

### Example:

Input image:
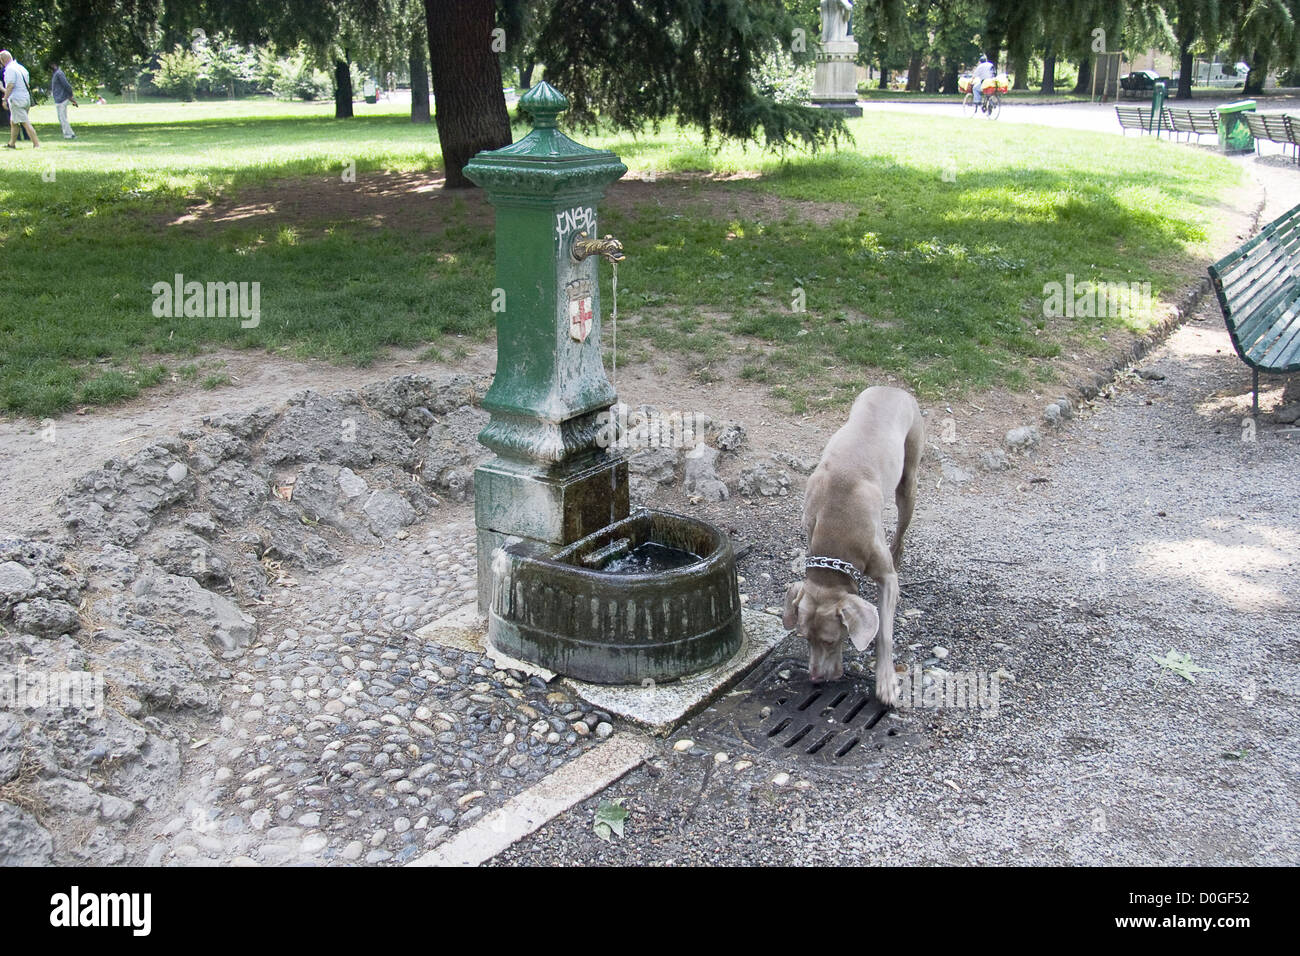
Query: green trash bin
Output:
[[1218, 100, 1257, 153]]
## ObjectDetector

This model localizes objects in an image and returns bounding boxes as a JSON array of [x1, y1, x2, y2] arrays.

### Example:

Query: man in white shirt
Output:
[[971, 55, 995, 108], [1, 50, 42, 148]]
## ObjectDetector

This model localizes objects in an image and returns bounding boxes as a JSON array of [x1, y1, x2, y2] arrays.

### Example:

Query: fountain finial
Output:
[[519, 81, 569, 129]]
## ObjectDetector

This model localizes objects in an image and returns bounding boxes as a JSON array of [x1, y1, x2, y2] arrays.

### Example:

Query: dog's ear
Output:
[[838, 595, 880, 652], [782, 582, 804, 630]]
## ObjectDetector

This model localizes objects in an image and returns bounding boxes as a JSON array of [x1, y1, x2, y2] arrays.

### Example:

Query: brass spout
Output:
[[571, 232, 625, 264]]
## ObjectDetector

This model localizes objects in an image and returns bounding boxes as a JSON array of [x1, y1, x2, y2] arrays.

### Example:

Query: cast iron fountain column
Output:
[[463, 82, 630, 612]]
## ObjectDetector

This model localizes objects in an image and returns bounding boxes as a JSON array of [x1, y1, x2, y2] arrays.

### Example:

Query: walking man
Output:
[[50, 62, 77, 139], [1, 50, 41, 148]]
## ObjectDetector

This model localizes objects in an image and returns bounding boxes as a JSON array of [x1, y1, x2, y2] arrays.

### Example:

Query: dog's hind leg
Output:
[[890, 417, 924, 568]]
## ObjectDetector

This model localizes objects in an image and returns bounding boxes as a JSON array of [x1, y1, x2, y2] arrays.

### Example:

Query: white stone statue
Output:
[[821, 0, 853, 42]]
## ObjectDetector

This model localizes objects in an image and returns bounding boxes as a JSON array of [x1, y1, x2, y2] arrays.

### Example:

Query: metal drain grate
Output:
[[690, 657, 914, 767]]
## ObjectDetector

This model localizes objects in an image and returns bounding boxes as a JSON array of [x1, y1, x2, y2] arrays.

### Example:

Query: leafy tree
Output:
[[153, 44, 203, 100], [532, 0, 845, 153], [1223, 0, 1300, 94]]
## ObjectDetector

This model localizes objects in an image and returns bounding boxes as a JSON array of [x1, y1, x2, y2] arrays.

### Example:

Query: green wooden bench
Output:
[[1166, 107, 1219, 144], [1116, 105, 1155, 135], [1207, 201, 1300, 416]]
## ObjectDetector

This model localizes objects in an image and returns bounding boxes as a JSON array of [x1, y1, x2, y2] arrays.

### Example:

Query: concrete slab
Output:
[[415, 603, 788, 735], [414, 603, 556, 680], [408, 731, 657, 867]]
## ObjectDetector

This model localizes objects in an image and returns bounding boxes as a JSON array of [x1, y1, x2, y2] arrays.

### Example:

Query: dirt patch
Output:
[[163, 171, 857, 239]]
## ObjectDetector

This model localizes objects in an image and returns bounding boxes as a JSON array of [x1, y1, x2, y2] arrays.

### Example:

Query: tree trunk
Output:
[[1073, 56, 1092, 95], [334, 59, 354, 119], [1177, 44, 1193, 100], [410, 28, 431, 123], [520, 62, 535, 90], [878, 63, 889, 89], [906, 51, 922, 92], [425, 0, 512, 188], [1042, 41, 1056, 95], [941, 65, 959, 94], [924, 66, 941, 93], [1244, 56, 1266, 96], [1012, 54, 1028, 90]]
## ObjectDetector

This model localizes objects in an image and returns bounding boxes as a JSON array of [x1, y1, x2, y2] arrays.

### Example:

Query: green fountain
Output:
[[464, 82, 742, 684]]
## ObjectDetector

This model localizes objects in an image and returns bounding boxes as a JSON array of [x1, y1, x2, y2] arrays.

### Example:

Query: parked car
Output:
[[1120, 70, 1158, 93]]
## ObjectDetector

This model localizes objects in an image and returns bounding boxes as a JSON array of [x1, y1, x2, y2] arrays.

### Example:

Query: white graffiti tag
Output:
[[555, 205, 595, 243]]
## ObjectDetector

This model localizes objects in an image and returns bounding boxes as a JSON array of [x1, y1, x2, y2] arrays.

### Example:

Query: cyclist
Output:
[[971, 55, 995, 111]]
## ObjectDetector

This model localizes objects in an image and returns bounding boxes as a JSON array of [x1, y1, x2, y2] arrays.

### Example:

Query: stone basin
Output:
[[488, 509, 743, 684]]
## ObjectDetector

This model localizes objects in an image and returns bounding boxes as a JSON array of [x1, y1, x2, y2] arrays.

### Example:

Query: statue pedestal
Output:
[[813, 39, 862, 117]]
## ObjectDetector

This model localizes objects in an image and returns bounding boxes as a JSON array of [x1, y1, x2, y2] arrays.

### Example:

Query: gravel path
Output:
[[492, 273, 1300, 867]]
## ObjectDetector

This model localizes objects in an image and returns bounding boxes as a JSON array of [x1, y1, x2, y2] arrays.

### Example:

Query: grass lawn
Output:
[[1, 98, 1241, 416]]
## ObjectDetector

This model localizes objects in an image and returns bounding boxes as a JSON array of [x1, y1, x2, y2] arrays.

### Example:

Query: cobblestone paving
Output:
[[137, 516, 615, 866]]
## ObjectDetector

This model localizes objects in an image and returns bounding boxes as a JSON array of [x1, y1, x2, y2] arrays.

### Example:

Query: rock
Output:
[[204, 406, 277, 440], [1043, 403, 1062, 425], [1275, 404, 1300, 425], [290, 464, 374, 543], [595, 722, 613, 738], [0, 804, 54, 866], [0, 561, 37, 602], [166, 462, 189, 484], [1055, 397, 1074, 420], [628, 446, 680, 485], [130, 565, 256, 653], [101, 633, 217, 712], [683, 444, 728, 501], [204, 462, 269, 524], [1005, 425, 1040, 449], [940, 461, 972, 484], [341, 840, 364, 861], [361, 491, 417, 538], [421, 405, 492, 501], [979, 449, 1009, 472], [673, 739, 695, 752], [262, 390, 416, 469], [186, 431, 247, 473], [932, 646, 949, 659], [710, 421, 746, 452], [62, 441, 195, 546], [772, 772, 791, 787], [773, 452, 818, 475], [99, 795, 136, 822], [1137, 368, 1165, 381], [737, 463, 791, 498], [182, 512, 219, 537], [11, 598, 81, 637], [143, 530, 231, 586]]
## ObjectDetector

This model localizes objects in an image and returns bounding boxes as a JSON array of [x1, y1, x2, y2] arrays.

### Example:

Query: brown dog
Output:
[[784, 386, 924, 704]]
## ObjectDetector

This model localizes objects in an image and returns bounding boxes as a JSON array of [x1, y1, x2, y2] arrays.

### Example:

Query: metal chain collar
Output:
[[803, 555, 866, 592]]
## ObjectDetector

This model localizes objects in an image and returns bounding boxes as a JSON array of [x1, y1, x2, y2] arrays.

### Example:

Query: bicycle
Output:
[[962, 90, 1002, 119]]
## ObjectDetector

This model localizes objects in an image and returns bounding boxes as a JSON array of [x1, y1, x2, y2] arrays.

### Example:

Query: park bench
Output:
[[1207, 201, 1300, 416], [1246, 112, 1298, 161], [1116, 105, 1155, 135], [1166, 107, 1219, 144]]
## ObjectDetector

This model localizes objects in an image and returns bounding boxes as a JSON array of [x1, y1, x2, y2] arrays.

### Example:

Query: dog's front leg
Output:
[[875, 571, 899, 705]]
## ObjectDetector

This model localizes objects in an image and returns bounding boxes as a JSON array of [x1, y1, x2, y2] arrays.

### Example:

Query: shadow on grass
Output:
[[1, 116, 1237, 416]]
